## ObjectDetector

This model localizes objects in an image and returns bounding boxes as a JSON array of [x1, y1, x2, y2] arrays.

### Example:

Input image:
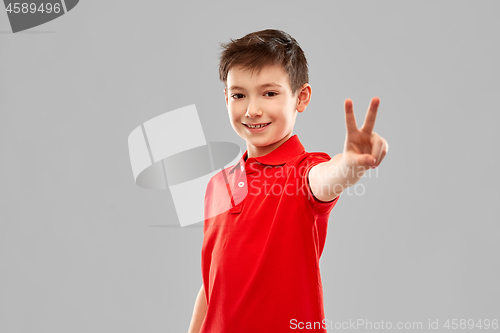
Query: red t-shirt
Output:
[[200, 134, 340, 332]]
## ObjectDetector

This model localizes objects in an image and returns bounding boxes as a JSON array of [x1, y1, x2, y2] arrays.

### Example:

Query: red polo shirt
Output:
[[200, 134, 340, 333]]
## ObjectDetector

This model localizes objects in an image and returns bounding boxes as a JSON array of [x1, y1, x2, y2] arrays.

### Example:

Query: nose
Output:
[[245, 99, 263, 118]]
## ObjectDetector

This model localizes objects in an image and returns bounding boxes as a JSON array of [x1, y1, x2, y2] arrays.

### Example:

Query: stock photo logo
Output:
[[3, 0, 79, 33], [127, 105, 247, 227]]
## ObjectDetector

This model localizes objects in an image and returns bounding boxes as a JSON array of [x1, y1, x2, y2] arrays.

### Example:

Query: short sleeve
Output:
[[302, 153, 340, 215]]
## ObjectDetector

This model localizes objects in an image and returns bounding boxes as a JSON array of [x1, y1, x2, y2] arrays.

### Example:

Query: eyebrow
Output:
[[228, 83, 282, 91]]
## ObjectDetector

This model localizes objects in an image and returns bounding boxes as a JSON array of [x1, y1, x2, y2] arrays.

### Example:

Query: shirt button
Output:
[[238, 181, 244, 187], [240, 165, 244, 172]]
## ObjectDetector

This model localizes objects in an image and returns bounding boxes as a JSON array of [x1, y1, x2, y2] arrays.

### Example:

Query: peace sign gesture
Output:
[[342, 97, 389, 169]]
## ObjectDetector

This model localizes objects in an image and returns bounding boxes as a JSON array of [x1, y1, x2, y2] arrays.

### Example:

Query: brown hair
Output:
[[218, 29, 309, 97]]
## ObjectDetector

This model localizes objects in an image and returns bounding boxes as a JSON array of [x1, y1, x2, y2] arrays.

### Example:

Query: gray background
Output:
[[1, 1, 499, 332]]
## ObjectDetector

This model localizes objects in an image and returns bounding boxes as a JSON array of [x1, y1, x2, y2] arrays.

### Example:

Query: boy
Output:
[[188, 29, 388, 333]]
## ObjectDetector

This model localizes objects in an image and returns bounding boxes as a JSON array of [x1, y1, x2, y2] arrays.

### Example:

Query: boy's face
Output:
[[224, 64, 310, 157]]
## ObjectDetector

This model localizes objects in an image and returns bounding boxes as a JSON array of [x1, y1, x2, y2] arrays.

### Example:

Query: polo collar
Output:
[[228, 134, 305, 174]]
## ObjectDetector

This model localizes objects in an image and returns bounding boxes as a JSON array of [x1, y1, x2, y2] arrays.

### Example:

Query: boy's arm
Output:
[[308, 97, 388, 202], [308, 153, 362, 201], [187, 284, 207, 333]]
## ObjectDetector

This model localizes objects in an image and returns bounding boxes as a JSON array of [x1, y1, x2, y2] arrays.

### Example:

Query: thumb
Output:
[[343, 152, 377, 168], [355, 154, 376, 168]]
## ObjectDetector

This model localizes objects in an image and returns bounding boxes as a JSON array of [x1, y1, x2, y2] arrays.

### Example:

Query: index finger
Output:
[[360, 97, 380, 134], [344, 98, 359, 135]]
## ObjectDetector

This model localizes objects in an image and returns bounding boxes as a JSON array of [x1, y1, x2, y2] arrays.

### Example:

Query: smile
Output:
[[244, 122, 271, 129]]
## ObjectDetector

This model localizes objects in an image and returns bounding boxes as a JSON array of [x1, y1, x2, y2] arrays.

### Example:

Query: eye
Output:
[[265, 92, 278, 97], [231, 94, 244, 100]]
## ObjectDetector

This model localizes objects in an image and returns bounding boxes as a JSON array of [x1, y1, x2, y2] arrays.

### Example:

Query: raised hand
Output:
[[342, 97, 388, 169]]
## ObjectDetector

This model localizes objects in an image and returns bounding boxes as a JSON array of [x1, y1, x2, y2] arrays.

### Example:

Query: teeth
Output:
[[247, 123, 269, 129]]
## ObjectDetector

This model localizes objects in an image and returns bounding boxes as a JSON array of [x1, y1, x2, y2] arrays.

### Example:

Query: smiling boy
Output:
[[188, 29, 388, 333]]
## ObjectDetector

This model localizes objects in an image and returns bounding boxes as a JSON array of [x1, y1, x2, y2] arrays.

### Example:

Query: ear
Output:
[[296, 84, 312, 113], [224, 89, 228, 109]]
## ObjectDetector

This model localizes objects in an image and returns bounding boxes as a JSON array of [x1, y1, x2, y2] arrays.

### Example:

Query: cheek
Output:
[[227, 110, 237, 121], [229, 113, 243, 127]]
